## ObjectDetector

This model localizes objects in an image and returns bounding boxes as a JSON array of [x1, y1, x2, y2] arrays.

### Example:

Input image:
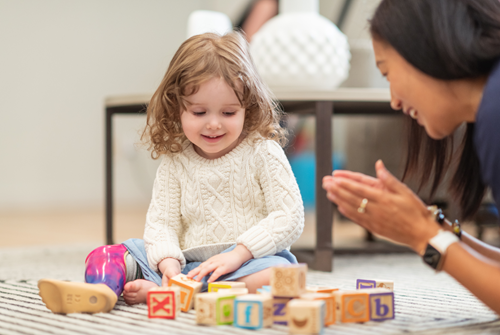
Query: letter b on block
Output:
[[369, 292, 394, 321]]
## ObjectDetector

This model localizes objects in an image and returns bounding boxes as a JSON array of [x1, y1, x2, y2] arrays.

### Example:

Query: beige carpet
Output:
[[0, 244, 498, 335]]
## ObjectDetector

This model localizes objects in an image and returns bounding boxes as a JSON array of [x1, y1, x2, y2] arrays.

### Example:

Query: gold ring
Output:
[[357, 198, 368, 213]]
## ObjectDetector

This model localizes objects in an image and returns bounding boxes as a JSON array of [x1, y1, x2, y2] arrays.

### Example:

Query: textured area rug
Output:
[[0, 244, 498, 334]]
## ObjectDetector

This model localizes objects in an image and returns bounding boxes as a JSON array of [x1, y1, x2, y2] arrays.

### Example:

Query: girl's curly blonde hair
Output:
[[141, 31, 287, 159]]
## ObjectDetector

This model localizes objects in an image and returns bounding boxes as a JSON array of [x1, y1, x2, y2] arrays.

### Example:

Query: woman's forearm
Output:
[[460, 231, 500, 263], [443, 242, 500, 314], [442, 219, 500, 262]]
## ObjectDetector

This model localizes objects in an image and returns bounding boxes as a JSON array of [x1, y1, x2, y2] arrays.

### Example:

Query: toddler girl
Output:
[[38, 31, 304, 314]]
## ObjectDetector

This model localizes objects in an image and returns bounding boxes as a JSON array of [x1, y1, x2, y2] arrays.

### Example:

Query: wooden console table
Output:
[[105, 88, 394, 272]]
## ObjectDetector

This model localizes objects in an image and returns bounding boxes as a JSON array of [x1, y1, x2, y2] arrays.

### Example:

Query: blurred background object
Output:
[[187, 10, 232, 39], [250, 0, 351, 90]]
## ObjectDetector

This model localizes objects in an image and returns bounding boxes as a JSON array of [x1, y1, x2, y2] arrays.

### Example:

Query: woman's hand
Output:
[[323, 160, 440, 253], [158, 258, 182, 287], [187, 244, 253, 283], [325, 169, 385, 190]]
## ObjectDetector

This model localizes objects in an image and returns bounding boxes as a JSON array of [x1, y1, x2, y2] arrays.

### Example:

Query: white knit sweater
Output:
[[143, 135, 305, 271]]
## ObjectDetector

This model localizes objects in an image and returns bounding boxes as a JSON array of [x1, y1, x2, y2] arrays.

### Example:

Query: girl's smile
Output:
[[201, 134, 225, 143]]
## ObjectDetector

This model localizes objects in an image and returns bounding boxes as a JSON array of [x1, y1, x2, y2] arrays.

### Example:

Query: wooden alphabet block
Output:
[[306, 286, 339, 294], [287, 299, 325, 334], [234, 294, 273, 329], [217, 288, 249, 296], [356, 279, 394, 291], [300, 292, 336, 325], [256, 285, 272, 294], [273, 297, 292, 325], [334, 290, 370, 323], [271, 264, 307, 298], [147, 286, 180, 319], [168, 274, 203, 312], [208, 281, 246, 293], [195, 292, 237, 325], [358, 288, 395, 321]]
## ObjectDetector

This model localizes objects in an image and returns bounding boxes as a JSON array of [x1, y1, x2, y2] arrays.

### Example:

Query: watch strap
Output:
[[422, 230, 459, 271], [429, 230, 459, 254]]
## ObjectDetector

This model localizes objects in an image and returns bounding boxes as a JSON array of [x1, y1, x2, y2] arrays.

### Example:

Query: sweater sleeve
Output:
[[236, 140, 305, 258], [143, 155, 186, 271]]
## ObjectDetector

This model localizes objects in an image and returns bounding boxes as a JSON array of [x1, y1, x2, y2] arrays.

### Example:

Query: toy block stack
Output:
[[195, 292, 237, 326], [147, 286, 181, 319], [270, 264, 308, 326], [334, 280, 395, 323], [208, 281, 246, 293], [146, 265, 395, 332], [167, 274, 203, 312], [234, 294, 273, 329]]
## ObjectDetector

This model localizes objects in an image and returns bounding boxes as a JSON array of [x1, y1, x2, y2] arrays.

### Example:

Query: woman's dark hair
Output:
[[370, 0, 500, 220]]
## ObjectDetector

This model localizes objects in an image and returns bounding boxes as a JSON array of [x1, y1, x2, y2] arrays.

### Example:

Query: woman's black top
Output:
[[474, 59, 500, 211]]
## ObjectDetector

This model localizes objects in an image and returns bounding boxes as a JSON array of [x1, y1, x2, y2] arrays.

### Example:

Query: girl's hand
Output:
[[158, 258, 182, 287], [322, 160, 440, 254], [187, 245, 253, 283]]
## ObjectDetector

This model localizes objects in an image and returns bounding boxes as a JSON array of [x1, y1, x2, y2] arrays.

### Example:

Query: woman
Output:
[[323, 0, 500, 314]]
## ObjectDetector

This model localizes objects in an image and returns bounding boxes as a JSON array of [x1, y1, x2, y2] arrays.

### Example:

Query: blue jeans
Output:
[[122, 238, 297, 292]]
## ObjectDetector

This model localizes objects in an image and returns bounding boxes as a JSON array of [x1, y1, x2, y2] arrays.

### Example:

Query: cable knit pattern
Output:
[[143, 135, 305, 271]]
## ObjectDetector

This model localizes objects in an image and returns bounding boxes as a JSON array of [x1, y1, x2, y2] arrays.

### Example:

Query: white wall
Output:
[[0, 0, 201, 211]]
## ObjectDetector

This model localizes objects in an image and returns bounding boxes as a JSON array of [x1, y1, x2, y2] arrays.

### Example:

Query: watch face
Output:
[[423, 244, 441, 270]]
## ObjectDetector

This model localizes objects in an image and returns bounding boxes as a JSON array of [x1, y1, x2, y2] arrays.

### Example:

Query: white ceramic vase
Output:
[[187, 10, 232, 39], [250, 0, 350, 91]]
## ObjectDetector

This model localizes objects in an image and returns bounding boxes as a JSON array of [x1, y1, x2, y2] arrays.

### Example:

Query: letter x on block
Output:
[[148, 292, 175, 319]]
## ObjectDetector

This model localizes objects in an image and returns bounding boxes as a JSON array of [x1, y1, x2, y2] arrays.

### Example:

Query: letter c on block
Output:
[[347, 297, 364, 317]]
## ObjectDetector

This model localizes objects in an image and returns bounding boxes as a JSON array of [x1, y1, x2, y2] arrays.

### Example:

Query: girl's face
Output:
[[372, 39, 468, 140], [181, 77, 246, 159]]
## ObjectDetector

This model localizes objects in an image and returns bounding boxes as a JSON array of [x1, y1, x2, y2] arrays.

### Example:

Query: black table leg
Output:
[[105, 108, 114, 245], [313, 101, 334, 272]]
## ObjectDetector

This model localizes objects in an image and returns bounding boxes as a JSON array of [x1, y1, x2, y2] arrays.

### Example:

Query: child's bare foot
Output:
[[123, 279, 158, 305]]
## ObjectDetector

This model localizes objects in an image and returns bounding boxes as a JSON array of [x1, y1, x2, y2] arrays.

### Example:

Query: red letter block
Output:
[[147, 286, 180, 319]]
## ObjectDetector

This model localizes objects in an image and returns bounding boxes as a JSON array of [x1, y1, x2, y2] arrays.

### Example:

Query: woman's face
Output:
[[372, 39, 466, 140]]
